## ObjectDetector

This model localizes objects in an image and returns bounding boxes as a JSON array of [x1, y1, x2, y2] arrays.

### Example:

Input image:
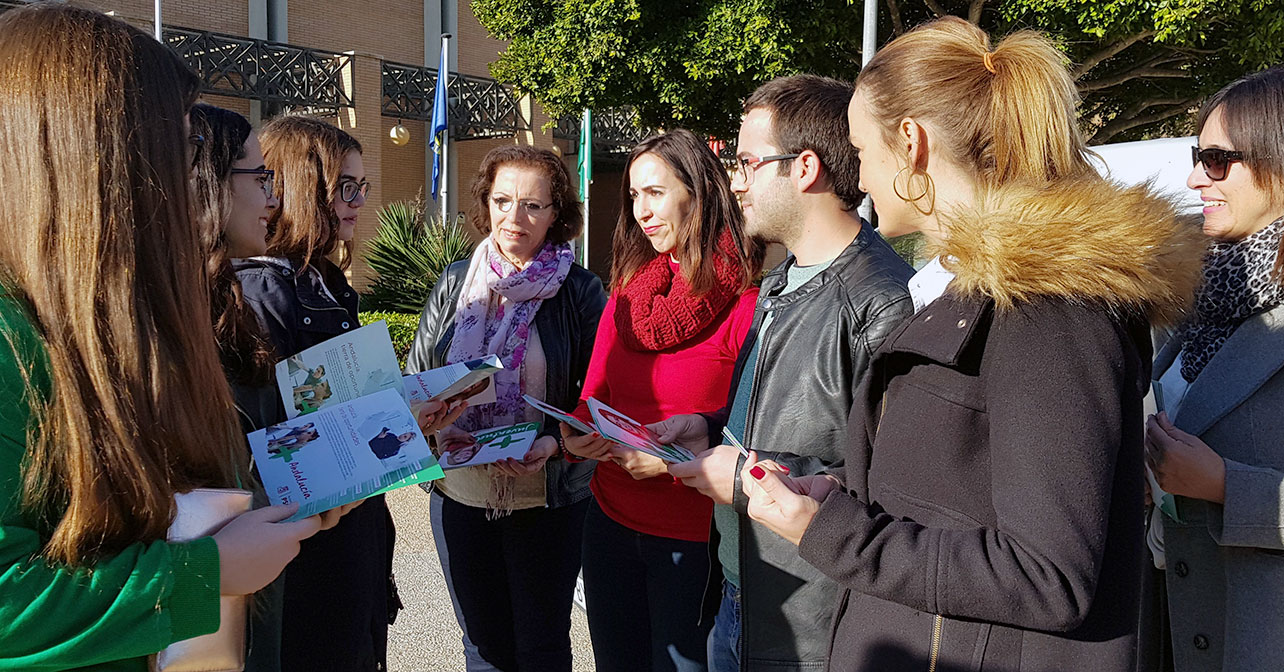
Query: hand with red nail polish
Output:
[[740, 451, 825, 546], [560, 422, 615, 461]]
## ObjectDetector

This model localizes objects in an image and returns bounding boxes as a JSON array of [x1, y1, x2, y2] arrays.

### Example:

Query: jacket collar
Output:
[[1166, 304, 1284, 436], [932, 179, 1206, 328], [883, 293, 990, 367], [759, 220, 873, 309]]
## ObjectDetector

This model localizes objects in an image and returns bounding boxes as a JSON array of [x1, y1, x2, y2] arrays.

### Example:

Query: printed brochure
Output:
[[522, 395, 695, 463], [437, 422, 540, 470], [276, 322, 404, 419], [249, 388, 444, 520], [403, 355, 502, 407]]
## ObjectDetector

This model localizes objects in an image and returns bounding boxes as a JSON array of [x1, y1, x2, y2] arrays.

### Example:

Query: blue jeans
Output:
[[581, 500, 711, 672], [706, 581, 741, 672]]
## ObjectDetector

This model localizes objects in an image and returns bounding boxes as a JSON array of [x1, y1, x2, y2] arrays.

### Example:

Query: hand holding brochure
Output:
[[522, 395, 695, 463]]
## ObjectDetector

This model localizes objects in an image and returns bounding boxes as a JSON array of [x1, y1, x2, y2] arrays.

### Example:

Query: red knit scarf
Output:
[[615, 230, 744, 352]]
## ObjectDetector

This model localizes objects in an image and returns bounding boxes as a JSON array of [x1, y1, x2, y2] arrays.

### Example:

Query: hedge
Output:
[[359, 310, 421, 370]]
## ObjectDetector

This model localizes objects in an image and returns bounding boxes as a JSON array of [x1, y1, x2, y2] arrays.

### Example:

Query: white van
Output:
[[1089, 136, 1202, 215]]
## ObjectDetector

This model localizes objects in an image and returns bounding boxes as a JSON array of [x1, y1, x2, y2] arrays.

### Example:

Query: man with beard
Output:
[[653, 75, 914, 672]]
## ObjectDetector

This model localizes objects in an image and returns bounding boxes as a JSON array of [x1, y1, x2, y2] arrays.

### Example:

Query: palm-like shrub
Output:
[[363, 198, 475, 313]]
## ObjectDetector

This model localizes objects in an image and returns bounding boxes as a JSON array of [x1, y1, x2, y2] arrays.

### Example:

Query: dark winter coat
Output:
[[796, 181, 1206, 672], [236, 255, 397, 672]]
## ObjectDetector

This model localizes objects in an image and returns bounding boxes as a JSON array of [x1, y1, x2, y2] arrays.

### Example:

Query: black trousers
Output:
[[581, 500, 712, 672], [439, 491, 590, 672]]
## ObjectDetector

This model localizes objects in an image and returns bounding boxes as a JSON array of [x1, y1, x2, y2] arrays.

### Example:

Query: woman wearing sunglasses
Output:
[[1143, 66, 1284, 672], [234, 114, 395, 672]]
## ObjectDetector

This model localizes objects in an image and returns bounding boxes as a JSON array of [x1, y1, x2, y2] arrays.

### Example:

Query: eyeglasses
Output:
[[188, 134, 205, 169], [1192, 146, 1247, 182], [230, 168, 275, 197], [490, 196, 553, 214], [731, 153, 800, 186], [338, 179, 370, 203]]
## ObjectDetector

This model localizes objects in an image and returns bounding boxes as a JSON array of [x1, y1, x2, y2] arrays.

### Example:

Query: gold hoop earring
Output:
[[892, 166, 935, 215]]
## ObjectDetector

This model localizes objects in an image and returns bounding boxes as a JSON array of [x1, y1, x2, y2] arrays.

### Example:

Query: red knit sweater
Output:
[[573, 286, 758, 542]]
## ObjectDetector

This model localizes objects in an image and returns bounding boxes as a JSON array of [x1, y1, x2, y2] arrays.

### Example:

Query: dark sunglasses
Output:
[[1192, 146, 1246, 181]]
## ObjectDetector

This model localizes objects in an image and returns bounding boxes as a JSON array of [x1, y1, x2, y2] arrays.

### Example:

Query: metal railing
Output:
[[166, 28, 353, 112], [556, 108, 738, 160], [381, 61, 528, 140]]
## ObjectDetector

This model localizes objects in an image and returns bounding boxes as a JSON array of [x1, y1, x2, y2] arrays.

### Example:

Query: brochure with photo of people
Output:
[[249, 388, 444, 520], [275, 321, 404, 419], [437, 422, 540, 470], [521, 395, 695, 463], [403, 355, 503, 407]]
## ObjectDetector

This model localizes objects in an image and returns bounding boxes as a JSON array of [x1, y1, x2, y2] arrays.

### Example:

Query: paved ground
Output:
[[385, 486, 597, 672]]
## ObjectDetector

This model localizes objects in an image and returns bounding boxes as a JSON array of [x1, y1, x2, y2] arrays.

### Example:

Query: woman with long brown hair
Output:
[[741, 17, 1204, 672], [563, 129, 762, 672], [0, 5, 319, 669], [235, 114, 406, 672]]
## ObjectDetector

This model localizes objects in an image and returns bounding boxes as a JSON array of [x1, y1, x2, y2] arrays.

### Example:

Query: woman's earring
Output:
[[892, 166, 935, 215]]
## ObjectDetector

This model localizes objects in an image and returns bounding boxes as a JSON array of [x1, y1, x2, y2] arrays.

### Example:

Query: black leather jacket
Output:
[[705, 223, 914, 670], [405, 258, 607, 509]]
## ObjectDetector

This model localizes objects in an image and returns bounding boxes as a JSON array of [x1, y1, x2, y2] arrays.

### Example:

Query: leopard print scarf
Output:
[[1180, 217, 1284, 382]]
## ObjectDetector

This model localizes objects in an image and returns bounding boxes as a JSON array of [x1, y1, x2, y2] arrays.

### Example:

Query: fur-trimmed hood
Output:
[[931, 179, 1207, 327]]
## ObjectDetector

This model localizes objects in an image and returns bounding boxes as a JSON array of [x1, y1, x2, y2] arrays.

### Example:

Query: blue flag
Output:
[[429, 40, 449, 201]]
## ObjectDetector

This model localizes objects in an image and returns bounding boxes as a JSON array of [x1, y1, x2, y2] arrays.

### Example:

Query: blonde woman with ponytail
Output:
[[0, 5, 320, 670], [740, 17, 1205, 672]]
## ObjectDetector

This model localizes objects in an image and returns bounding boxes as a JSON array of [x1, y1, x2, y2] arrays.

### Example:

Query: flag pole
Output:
[[857, 0, 877, 223], [438, 34, 451, 224], [578, 109, 593, 267], [154, 0, 162, 40]]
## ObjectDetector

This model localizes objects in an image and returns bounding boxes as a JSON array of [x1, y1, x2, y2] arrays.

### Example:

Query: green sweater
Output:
[[0, 295, 221, 671]]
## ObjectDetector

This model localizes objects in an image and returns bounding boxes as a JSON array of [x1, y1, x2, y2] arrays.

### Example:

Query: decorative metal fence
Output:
[[166, 28, 353, 114], [381, 61, 528, 140]]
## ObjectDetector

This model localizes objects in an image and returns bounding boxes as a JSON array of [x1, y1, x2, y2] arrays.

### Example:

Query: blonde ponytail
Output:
[[857, 17, 1094, 188]]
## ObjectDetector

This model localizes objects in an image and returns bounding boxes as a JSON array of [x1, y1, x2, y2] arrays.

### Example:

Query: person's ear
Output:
[[794, 150, 826, 193], [900, 117, 929, 172]]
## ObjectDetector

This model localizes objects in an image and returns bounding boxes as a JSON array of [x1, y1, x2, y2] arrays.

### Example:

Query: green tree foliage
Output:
[[362, 198, 475, 314], [473, 0, 1284, 143]]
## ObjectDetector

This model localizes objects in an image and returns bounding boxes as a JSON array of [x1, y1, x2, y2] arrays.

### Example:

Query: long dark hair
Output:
[[611, 129, 763, 294], [0, 5, 243, 565], [191, 103, 277, 386]]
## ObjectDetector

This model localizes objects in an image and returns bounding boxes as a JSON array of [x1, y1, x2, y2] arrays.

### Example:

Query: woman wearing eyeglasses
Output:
[[234, 114, 393, 672], [405, 145, 607, 672], [1141, 66, 1284, 672], [189, 103, 291, 672]]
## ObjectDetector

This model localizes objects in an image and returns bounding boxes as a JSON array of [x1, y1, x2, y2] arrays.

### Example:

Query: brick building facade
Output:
[[40, 0, 624, 290]]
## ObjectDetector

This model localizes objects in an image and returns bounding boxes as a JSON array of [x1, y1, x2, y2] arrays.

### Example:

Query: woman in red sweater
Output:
[[565, 129, 762, 672]]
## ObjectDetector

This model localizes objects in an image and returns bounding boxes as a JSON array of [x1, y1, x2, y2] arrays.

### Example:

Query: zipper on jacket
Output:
[[928, 614, 943, 672]]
